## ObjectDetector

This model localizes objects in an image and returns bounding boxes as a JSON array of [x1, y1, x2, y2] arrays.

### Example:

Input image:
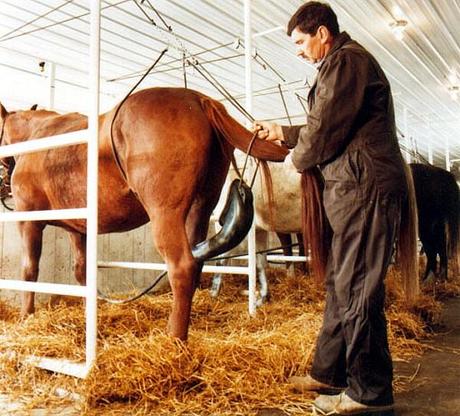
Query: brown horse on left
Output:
[[0, 87, 288, 339]]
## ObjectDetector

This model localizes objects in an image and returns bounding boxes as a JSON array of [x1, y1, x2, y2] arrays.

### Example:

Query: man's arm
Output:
[[281, 125, 302, 149]]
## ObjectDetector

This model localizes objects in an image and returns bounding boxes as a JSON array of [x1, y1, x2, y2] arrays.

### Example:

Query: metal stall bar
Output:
[[0, 209, 87, 222], [0, 280, 87, 297], [98, 261, 250, 276], [0, 129, 91, 378], [85, 0, 101, 378], [244, 0, 257, 317], [0, 0, 101, 379], [33, 0, 101, 380], [0, 130, 88, 156]]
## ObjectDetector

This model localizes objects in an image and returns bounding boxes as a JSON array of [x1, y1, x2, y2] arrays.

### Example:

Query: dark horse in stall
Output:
[[0, 87, 288, 340], [410, 163, 460, 281]]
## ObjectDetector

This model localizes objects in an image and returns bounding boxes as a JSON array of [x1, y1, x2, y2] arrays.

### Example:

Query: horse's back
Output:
[[410, 163, 459, 216], [115, 87, 212, 136], [23, 111, 88, 140], [11, 109, 147, 233], [111, 88, 216, 175]]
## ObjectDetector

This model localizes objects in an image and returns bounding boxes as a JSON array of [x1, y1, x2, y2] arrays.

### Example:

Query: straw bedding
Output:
[[0, 265, 459, 415]]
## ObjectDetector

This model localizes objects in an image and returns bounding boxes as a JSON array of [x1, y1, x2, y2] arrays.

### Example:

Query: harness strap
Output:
[[238, 132, 259, 189], [109, 48, 168, 182], [0, 118, 5, 146]]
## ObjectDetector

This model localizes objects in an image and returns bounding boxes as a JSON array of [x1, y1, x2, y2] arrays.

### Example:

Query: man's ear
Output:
[[0, 103, 8, 120], [318, 25, 332, 44]]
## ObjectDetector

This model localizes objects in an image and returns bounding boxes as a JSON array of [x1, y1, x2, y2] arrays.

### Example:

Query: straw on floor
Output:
[[0, 265, 458, 415]]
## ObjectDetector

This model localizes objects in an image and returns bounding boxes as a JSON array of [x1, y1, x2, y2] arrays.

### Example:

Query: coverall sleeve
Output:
[[284, 51, 369, 171]]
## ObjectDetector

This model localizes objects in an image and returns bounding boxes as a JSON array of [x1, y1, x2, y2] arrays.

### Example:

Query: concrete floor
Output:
[[394, 296, 460, 416]]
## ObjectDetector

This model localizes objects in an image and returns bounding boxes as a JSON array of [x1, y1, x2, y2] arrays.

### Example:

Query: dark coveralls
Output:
[[282, 32, 408, 406]]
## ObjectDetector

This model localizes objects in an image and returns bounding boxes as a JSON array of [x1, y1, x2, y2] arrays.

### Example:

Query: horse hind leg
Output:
[[151, 213, 199, 340], [436, 223, 448, 281], [277, 232, 294, 276], [186, 154, 231, 293], [421, 234, 437, 282], [18, 221, 45, 317], [185, 198, 217, 291], [255, 229, 270, 303], [296, 232, 308, 274]]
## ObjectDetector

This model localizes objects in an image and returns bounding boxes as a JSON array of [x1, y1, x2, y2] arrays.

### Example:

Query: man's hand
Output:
[[251, 121, 284, 143]]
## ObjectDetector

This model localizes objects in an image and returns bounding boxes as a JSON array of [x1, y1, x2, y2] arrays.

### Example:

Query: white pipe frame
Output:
[[0, 0, 311, 379], [445, 136, 451, 171], [244, 0, 258, 317], [403, 107, 411, 164], [85, 0, 101, 379], [48, 62, 56, 109], [0, 0, 101, 380]]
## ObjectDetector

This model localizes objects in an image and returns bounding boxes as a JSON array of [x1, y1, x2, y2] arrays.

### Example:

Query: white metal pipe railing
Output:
[[48, 62, 56, 109], [445, 137, 451, 171], [403, 107, 411, 164], [427, 131, 434, 164], [0, 280, 87, 297], [0, 1, 101, 380], [0, 208, 87, 222], [85, 0, 101, 377], [244, 0, 257, 317], [224, 254, 308, 262], [0, 129, 88, 158], [24, 357, 88, 379], [1, 0, 302, 379], [98, 261, 250, 275]]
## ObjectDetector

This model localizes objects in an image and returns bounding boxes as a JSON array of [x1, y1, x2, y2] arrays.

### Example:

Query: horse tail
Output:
[[397, 163, 420, 302], [199, 96, 288, 162], [301, 168, 330, 282]]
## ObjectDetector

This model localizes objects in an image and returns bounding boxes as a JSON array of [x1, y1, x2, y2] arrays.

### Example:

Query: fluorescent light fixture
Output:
[[448, 85, 459, 101], [448, 69, 459, 85], [390, 20, 408, 41], [392, 5, 405, 20]]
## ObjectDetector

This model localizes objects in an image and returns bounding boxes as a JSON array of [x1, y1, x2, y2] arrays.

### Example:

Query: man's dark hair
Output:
[[287, 1, 340, 37]]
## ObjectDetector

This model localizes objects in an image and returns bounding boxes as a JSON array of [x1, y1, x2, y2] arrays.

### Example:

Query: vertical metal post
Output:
[[427, 138, 433, 164], [86, 0, 101, 372], [403, 107, 411, 163], [244, 0, 257, 316], [427, 121, 433, 165], [445, 137, 451, 171], [48, 62, 56, 110]]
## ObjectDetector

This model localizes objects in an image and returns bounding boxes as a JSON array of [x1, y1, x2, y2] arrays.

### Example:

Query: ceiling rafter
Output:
[[0, 0, 458, 167]]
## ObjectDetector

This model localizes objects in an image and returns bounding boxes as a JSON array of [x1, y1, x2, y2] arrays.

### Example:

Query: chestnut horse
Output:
[[0, 87, 287, 340]]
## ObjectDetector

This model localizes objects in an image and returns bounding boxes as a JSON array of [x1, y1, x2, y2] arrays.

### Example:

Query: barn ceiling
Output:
[[0, 0, 459, 168]]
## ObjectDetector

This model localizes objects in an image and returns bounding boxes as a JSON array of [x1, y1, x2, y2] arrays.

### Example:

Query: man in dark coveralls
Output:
[[254, 2, 408, 415]]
